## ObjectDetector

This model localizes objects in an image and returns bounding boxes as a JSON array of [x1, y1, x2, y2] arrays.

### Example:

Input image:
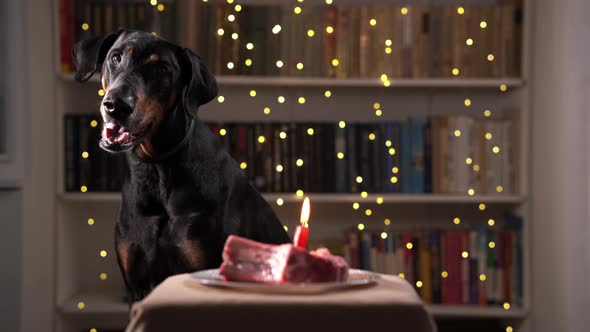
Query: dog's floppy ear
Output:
[[72, 30, 124, 83], [180, 48, 218, 117]]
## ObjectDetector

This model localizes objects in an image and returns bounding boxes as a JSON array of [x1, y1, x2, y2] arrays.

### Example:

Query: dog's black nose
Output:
[[102, 88, 135, 119]]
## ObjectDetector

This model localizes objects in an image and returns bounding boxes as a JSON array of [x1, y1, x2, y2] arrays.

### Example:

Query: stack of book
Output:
[[337, 213, 523, 306], [59, 0, 523, 78], [64, 115, 515, 194]]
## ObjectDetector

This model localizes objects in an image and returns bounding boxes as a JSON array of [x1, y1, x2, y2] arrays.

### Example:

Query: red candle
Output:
[[293, 197, 310, 249]]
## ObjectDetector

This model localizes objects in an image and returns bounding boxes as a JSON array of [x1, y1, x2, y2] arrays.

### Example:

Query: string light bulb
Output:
[[384, 219, 391, 226], [307, 30, 315, 37], [217, 96, 225, 103], [324, 90, 332, 98], [487, 54, 495, 62], [246, 42, 254, 50], [278, 96, 285, 103], [381, 232, 388, 239], [272, 25, 282, 34], [480, 21, 487, 28], [466, 38, 474, 46], [331, 59, 339, 67], [276, 60, 284, 68], [263, 107, 271, 115], [81, 23, 89, 31], [279, 131, 287, 139], [357, 223, 365, 231], [294, 7, 302, 14], [296, 62, 304, 70], [401, 7, 408, 15], [326, 26, 334, 34], [464, 98, 471, 106], [452, 68, 460, 76], [298, 97, 306, 104], [457, 7, 465, 15], [276, 198, 284, 206], [245, 59, 252, 66], [369, 19, 377, 26], [338, 121, 346, 128], [217, 28, 224, 36], [453, 217, 461, 225]]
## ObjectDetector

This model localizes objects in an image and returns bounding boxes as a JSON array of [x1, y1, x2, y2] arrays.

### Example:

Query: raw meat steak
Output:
[[219, 235, 349, 283]]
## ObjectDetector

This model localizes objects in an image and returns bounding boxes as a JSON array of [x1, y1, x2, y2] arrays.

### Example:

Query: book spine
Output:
[[400, 120, 412, 193], [64, 115, 77, 192]]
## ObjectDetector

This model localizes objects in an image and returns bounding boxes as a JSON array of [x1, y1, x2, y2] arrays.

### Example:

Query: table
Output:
[[126, 272, 437, 332]]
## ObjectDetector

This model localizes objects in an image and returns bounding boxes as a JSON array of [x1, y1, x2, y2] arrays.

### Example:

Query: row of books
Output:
[[64, 115, 515, 194], [59, 1, 523, 78], [335, 214, 523, 306]]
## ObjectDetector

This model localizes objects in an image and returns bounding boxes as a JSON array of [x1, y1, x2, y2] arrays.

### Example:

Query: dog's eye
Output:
[[111, 53, 122, 65]]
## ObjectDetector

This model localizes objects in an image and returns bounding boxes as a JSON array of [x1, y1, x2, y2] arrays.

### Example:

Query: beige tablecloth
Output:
[[126, 273, 436, 332]]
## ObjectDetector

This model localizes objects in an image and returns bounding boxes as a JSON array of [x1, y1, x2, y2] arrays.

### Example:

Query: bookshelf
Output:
[[53, 0, 531, 332]]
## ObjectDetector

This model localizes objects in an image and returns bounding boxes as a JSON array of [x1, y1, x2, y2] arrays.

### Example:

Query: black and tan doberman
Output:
[[73, 29, 291, 303]]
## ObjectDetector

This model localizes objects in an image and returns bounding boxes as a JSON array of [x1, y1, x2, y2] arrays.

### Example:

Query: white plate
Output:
[[190, 268, 379, 294]]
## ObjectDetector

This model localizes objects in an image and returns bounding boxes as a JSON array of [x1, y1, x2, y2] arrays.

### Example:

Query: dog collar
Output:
[[128, 119, 195, 162]]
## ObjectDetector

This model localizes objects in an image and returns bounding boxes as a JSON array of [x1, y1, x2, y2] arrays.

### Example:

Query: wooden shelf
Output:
[[58, 192, 525, 204], [59, 292, 527, 321], [58, 72, 525, 89]]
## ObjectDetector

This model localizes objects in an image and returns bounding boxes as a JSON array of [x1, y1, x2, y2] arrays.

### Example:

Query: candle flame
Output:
[[300, 197, 310, 227]]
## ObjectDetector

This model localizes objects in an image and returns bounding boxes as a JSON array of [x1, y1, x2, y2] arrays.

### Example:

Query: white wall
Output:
[[531, 0, 590, 331]]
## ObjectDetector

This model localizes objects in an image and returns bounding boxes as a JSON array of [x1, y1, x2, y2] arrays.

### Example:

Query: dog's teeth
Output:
[[118, 132, 130, 143], [106, 122, 118, 130], [119, 126, 126, 134]]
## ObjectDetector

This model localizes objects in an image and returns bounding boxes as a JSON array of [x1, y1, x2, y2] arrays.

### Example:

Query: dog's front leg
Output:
[[115, 214, 164, 304]]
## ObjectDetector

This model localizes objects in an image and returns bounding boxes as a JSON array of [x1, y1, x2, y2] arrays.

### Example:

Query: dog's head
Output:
[[73, 29, 217, 153]]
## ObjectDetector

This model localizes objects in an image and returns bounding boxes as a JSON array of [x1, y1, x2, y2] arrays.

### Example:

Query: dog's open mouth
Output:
[[100, 121, 151, 152]]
